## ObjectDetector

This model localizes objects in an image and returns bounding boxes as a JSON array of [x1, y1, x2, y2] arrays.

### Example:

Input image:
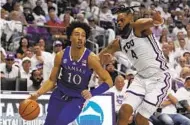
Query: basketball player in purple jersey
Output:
[[28, 21, 113, 125]]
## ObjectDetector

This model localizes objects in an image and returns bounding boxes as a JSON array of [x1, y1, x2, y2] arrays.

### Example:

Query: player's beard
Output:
[[118, 23, 132, 39]]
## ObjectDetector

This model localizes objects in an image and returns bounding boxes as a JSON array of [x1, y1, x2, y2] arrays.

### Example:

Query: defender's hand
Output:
[[100, 53, 113, 65], [81, 90, 92, 100], [151, 11, 163, 25]]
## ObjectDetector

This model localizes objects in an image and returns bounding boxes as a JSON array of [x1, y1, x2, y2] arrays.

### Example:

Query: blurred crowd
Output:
[[0, 0, 190, 124]]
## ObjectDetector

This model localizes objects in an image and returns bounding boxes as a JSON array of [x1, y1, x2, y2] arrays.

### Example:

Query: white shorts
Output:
[[123, 72, 171, 118]]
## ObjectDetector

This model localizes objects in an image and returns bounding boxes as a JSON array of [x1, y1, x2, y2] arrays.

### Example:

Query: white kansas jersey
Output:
[[119, 29, 168, 77]]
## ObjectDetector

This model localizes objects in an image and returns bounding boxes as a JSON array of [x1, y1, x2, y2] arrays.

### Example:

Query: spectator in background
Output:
[[106, 61, 118, 84], [46, 0, 58, 15], [59, 7, 74, 23], [168, 40, 176, 54], [88, 16, 105, 45], [23, 4, 35, 24], [20, 57, 32, 88], [24, 47, 34, 58], [88, 16, 104, 34], [162, 42, 171, 63], [6, 11, 23, 43], [162, 42, 176, 70], [0, 47, 6, 64], [151, 25, 162, 41], [33, 0, 45, 16], [161, 6, 171, 21], [0, 53, 19, 78], [16, 37, 30, 59], [99, 4, 114, 28], [52, 40, 63, 59], [13, 1, 28, 25], [79, 0, 88, 11], [174, 32, 186, 52], [159, 34, 168, 45], [86, 0, 100, 20], [2, 0, 14, 12], [163, 17, 174, 29], [167, 24, 176, 41], [177, 38, 188, 56], [175, 76, 190, 119], [107, 75, 127, 121], [37, 37, 46, 51], [158, 90, 190, 125], [185, 24, 190, 51], [1, 8, 9, 20], [31, 43, 53, 81], [61, 13, 71, 31], [175, 56, 188, 77], [183, 51, 190, 65], [46, 7, 63, 35], [173, 21, 187, 36], [75, 13, 89, 24], [28, 68, 43, 91], [179, 67, 190, 82], [33, 0, 46, 26], [179, 0, 189, 9]]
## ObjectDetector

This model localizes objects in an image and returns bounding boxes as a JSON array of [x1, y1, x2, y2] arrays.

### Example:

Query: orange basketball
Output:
[[19, 99, 40, 120]]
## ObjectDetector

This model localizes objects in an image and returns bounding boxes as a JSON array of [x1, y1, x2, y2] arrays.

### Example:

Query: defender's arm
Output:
[[81, 53, 113, 99], [88, 53, 113, 87], [133, 11, 164, 32], [99, 39, 120, 65]]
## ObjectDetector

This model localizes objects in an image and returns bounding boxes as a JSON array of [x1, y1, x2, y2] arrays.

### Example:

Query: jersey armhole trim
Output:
[[118, 39, 122, 51]]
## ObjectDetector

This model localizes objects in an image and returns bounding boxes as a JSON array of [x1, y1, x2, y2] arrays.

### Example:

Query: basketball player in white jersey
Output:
[[99, 6, 172, 125]]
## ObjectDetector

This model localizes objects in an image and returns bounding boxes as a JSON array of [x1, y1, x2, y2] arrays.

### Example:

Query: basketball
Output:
[[19, 99, 40, 120]]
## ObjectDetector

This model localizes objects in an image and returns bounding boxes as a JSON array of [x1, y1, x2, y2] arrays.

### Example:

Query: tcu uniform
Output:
[[45, 46, 93, 125], [119, 29, 171, 118]]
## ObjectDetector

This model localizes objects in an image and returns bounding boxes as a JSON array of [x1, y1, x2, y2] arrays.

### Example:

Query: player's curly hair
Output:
[[66, 21, 91, 40]]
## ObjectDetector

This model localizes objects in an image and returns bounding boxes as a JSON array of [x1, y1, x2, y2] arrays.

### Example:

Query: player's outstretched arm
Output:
[[29, 51, 63, 100], [133, 11, 164, 32], [98, 39, 120, 65], [81, 53, 113, 99]]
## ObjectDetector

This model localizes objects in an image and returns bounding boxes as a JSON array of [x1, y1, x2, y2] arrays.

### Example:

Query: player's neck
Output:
[[70, 47, 85, 61]]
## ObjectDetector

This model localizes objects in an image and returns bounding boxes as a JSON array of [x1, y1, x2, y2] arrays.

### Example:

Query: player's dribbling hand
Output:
[[81, 90, 92, 100], [27, 92, 40, 101]]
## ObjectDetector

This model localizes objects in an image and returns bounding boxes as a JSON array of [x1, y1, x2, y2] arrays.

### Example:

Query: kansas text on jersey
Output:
[[57, 46, 93, 97]]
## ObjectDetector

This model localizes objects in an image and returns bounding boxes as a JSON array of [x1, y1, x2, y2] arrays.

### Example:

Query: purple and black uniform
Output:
[[44, 46, 93, 125]]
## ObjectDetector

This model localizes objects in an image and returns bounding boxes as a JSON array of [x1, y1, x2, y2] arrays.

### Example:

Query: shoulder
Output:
[[54, 50, 64, 65], [55, 50, 64, 59], [88, 52, 101, 69]]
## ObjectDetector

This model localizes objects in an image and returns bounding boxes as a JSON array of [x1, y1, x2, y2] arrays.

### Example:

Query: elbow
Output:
[[107, 79, 113, 88], [153, 18, 164, 26]]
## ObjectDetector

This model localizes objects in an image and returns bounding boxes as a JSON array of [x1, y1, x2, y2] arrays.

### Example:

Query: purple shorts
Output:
[[44, 88, 85, 125]]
